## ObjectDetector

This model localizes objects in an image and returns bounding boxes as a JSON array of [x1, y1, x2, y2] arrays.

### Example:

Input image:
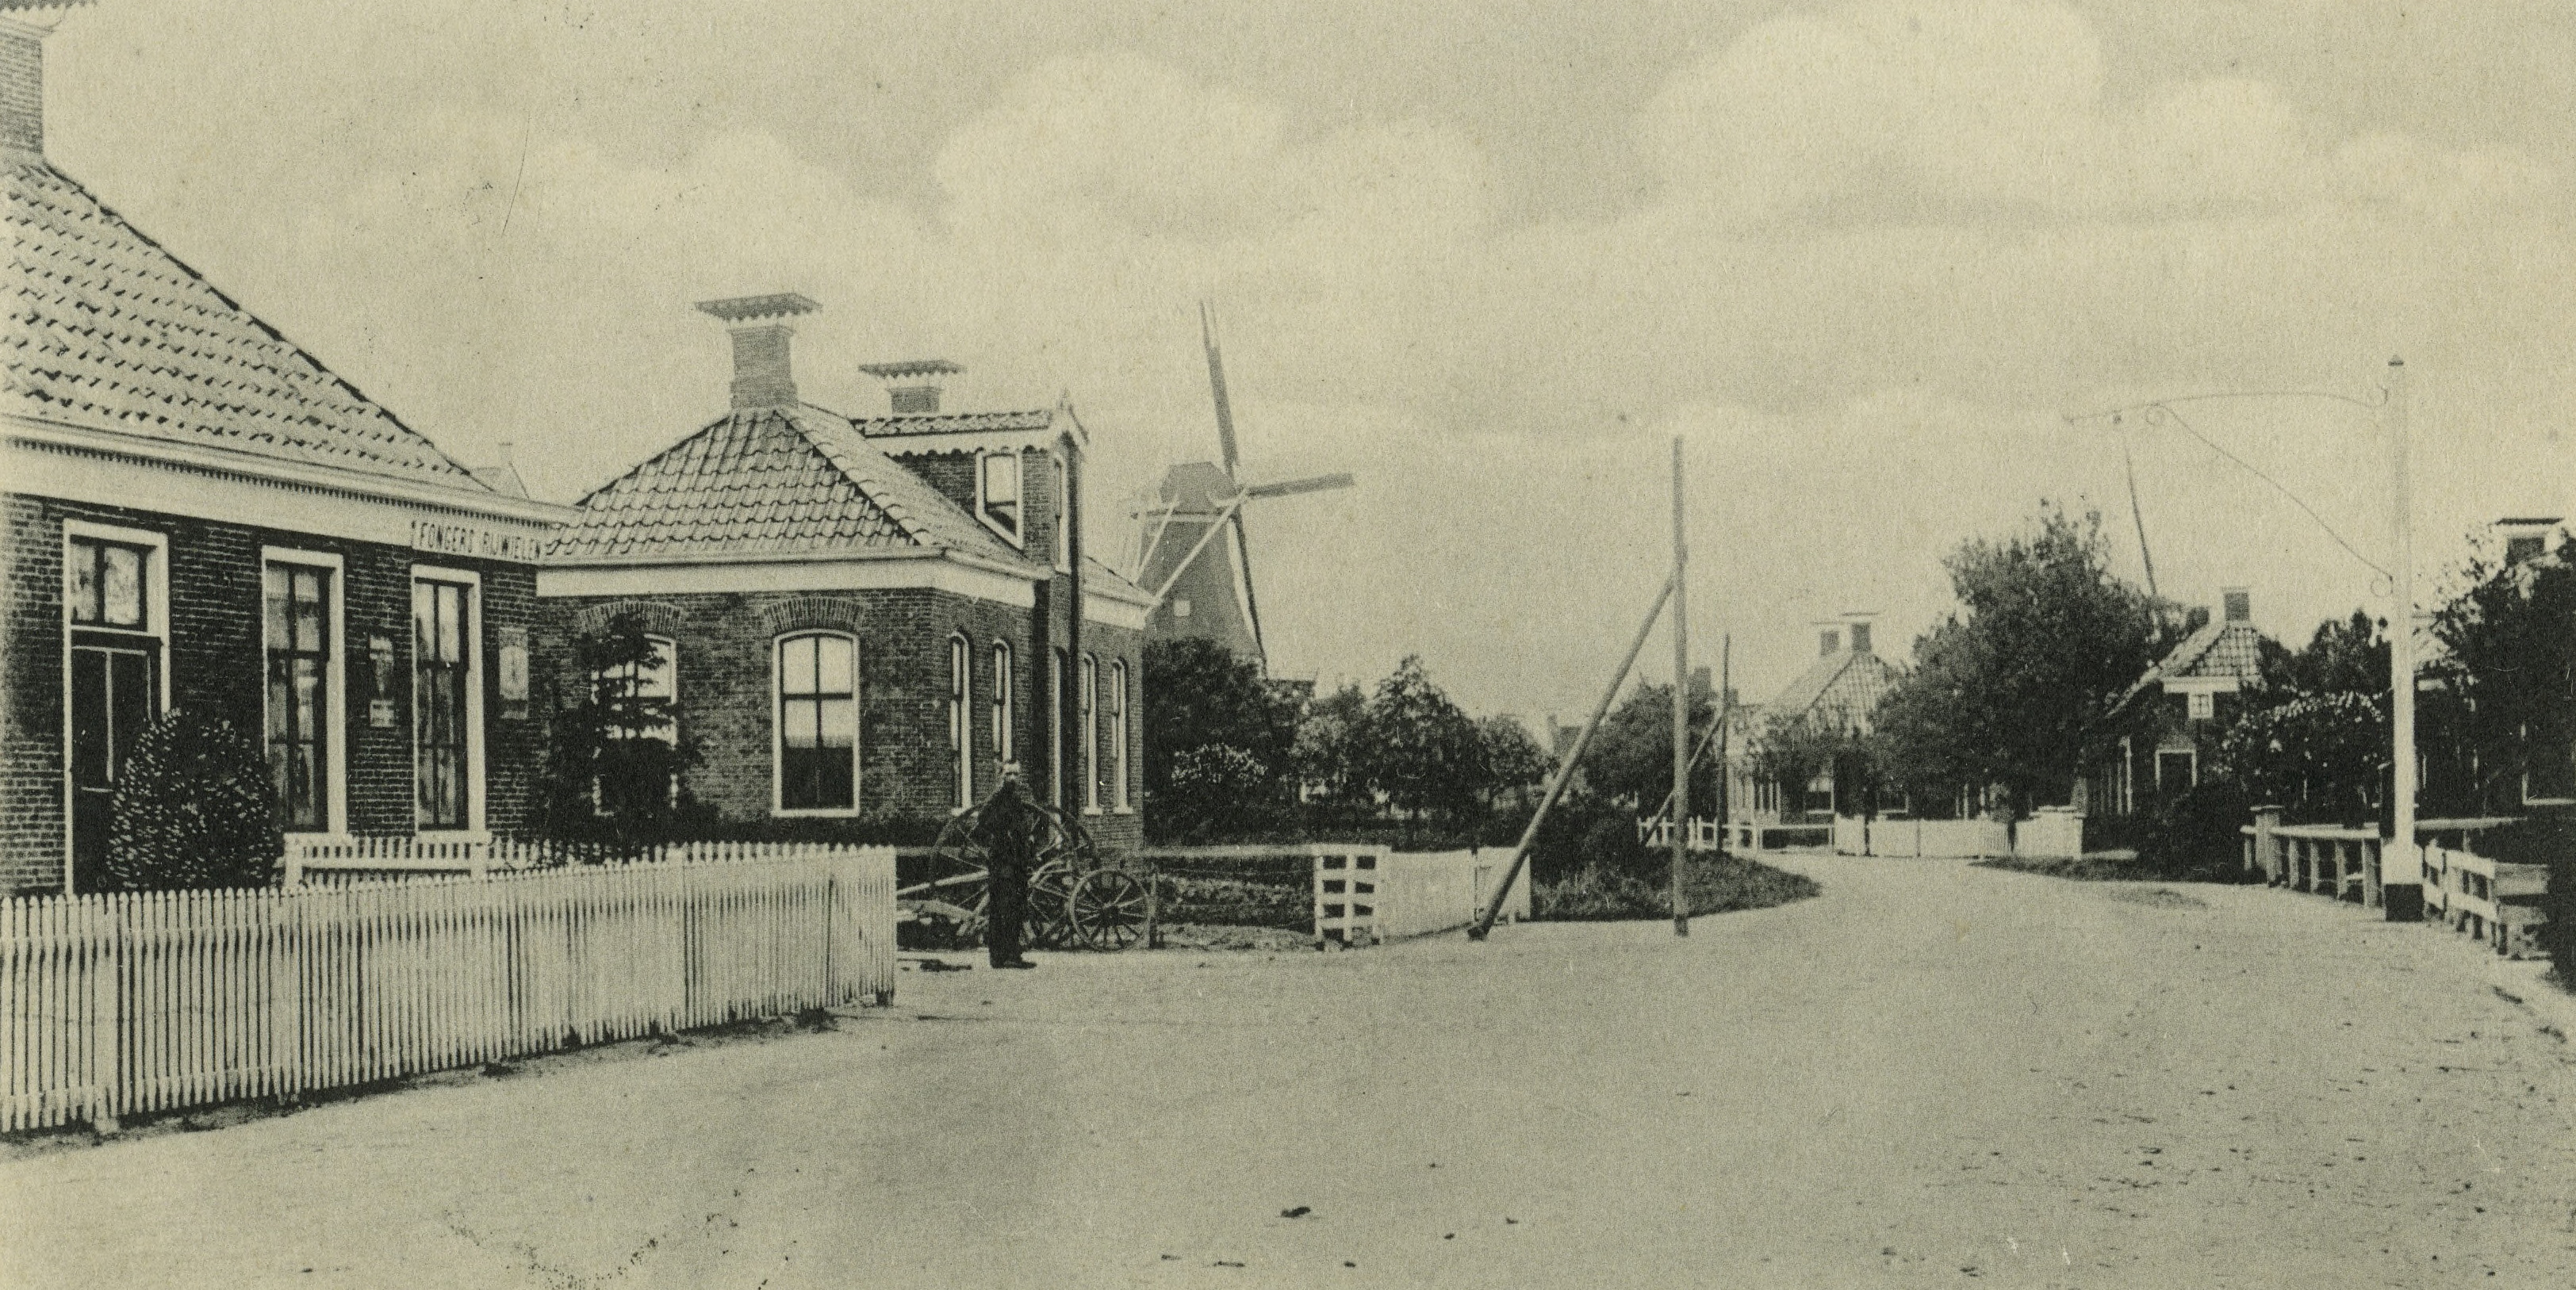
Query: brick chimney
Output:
[[2221, 587, 2251, 624], [2, 8, 56, 158], [696, 293, 818, 410], [861, 359, 963, 415], [1847, 622, 1873, 655], [1818, 627, 1842, 657]]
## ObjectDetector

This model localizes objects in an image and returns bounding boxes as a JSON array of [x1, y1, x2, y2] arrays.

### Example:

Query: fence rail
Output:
[[2421, 844, 2550, 959], [1311, 848, 1530, 944], [2, 844, 895, 1134]]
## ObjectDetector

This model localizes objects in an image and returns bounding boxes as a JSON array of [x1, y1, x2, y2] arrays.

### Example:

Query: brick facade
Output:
[[1, 492, 544, 893], [535, 586, 1144, 847]]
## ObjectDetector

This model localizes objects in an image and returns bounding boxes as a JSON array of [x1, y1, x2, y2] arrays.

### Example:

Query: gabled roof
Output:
[[1769, 649, 1900, 729], [2116, 619, 2268, 709], [546, 403, 1029, 567], [6, 156, 489, 489]]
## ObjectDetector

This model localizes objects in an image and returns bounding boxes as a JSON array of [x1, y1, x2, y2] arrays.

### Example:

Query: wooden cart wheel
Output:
[[1068, 869, 1150, 951]]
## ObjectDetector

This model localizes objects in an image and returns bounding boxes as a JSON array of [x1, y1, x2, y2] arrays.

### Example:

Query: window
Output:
[[2187, 690, 2214, 722], [1049, 648, 1068, 807], [1109, 659, 1130, 811], [596, 637, 677, 745], [264, 560, 335, 831], [1051, 454, 1071, 572], [66, 526, 167, 884], [949, 635, 972, 811], [1172, 597, 1192, 619], [777, 632, 858, 812], [989, 641, 1014, 769], [979, 451, 1022, 544], [413, 574, 478, 829], [1080, 653, 1099, 812]]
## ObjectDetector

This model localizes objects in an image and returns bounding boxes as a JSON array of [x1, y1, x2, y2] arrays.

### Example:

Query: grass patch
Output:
[[1976, 850, 2256, 884], [1535, 853, 1820, 921]]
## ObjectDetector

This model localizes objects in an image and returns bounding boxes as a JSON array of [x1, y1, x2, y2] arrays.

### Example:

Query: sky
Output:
[[31, 0, 2576, 726]]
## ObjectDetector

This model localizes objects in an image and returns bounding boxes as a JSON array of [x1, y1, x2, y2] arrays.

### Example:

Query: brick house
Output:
[[535, 297, 1151, 851], [2082, 588, 2272, 821], [1, 11, 569, 894], [1723, 618, 1903, 822]]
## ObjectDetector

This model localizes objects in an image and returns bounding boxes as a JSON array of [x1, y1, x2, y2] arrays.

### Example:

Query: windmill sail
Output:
[[1201, 301, 1241, 475]]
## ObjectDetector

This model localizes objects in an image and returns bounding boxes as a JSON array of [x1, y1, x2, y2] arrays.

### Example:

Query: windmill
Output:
[[1129, 303, 1355, 673]]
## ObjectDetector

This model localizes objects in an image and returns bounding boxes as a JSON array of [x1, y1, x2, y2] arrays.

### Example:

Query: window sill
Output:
[[772, 808, 862, 820]]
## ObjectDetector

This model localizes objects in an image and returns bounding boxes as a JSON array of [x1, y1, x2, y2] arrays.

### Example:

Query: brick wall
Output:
[[2, 22, 40, 157], [0, 493, 545, 893]]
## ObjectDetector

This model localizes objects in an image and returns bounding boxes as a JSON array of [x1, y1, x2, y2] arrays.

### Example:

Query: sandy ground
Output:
[[3, 854, 2572, 1289]]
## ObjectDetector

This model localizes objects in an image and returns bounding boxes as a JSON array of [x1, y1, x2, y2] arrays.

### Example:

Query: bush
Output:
[[2133, 782, 2263, 883], [102, 709, 282, 891], [1535, 852, 1822, 921]]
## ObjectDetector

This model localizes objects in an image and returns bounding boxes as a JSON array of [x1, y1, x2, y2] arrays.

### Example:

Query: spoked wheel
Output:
[[916, 798, 1102, 951], [1068, 869, 1150, 951]]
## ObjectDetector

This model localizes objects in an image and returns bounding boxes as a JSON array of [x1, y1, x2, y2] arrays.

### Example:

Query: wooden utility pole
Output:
[[2386, 357, 2420, 915], [1716, 633, 1731, 855], [1670, 437, 1690, 937]]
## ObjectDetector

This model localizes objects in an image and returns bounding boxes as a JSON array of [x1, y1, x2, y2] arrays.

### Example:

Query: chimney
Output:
[[696, 293, 819, 410], [1818, 627, 1842, 657], [861, 359, 964, 415], [1847, 622, 1873, 655], [2, 8, 57, 158], [1690, 665, 1712, 696], [2499, 517, 2561, 565], [2221, 587, 2251, 624]]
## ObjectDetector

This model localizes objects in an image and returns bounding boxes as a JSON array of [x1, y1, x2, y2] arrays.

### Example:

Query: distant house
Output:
[[1725, 618, 1903, 823], [533, 298, 1153, 848], [2082, 588, 2271, 820], [2, 14, 568, 893]]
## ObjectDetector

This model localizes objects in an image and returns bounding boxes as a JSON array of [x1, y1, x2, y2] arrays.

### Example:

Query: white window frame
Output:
[[263, 547, 348, 836], [1051, 453, 1071, 573], [990, 640, 1015, 771], [949, 634, 973, 813], [1080, 653, 1100, 813], [1048, 648, 1067, 808], [62, 520, 171, 894], [976, 450, 1025, 549], [410, 565, 486, 836], [2187, 690, 2214, 722], [772, 630, 862, 817], [1110, 658, 1131, 812]]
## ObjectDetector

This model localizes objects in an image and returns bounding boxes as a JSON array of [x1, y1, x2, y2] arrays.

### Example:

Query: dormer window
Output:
[[979, 450, 1022, 544]]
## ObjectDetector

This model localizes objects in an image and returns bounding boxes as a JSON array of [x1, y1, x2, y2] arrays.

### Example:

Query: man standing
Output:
[[974, 771, 1040, 969]]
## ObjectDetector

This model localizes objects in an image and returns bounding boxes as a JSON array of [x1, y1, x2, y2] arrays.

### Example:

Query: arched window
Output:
[[776, 632, 857, 813], [989, 640, 1014, 770], [1080, 653, 1099, 811], [1110, 658, 1130, 811], [949, 634, 972, 811], [596, 636, 678, 745]]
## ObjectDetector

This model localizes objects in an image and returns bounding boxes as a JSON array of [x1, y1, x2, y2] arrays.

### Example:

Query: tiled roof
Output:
[[6, 157, 486, 488], [853, 409, 1058, 439], [1083, 556, 1153, 603], [546, 404, 1029, 566], [1769, 649, 1900, 729], [2117, 620, 2270, 709]]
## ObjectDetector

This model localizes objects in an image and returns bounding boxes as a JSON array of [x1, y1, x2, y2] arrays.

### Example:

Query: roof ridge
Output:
[[19, 159, 491, 491]]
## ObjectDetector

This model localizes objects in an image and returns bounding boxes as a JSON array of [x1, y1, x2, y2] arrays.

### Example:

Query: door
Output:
[[69, 643, 158, 879]]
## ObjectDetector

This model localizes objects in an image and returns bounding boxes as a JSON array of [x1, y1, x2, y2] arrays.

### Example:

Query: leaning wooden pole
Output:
[[1470, 572, 1675, 940], [1716, 633, 1731, 855], [1669, 437, 1690, 937]]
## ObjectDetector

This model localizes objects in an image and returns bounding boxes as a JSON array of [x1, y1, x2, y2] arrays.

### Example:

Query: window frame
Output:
[[1049, 647, 1068, 808], [410, 566, 485, 835], [772, 630, 861, 817], [1050, 453, 1071, 573], [263, 547, 347, 836], [1109, 657, 1131, 812], [989, 640, 1015, 771], [949, 634, 973, 813], [1080, 653, 1100, 813], [976, 450, 1025, 548], [62, 521, 171, 894]]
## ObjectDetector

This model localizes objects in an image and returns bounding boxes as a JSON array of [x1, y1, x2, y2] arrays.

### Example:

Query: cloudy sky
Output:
[[36, 0, 2575, 724]]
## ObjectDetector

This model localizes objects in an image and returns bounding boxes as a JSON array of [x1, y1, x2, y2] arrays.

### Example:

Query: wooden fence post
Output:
[[87, 897, 121, 1135]]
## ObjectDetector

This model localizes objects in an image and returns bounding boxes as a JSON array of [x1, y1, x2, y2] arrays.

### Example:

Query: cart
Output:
[[898, 790, 1152, 951]]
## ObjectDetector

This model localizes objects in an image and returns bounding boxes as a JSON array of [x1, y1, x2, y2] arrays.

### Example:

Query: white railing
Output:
[[0, 845, 895, 1134], [1635, 817, 1725, 851], [2421, 844, 2549, 959]]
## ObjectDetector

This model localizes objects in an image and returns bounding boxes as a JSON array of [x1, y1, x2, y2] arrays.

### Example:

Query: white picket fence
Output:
[[0, 845, 895, 1134]]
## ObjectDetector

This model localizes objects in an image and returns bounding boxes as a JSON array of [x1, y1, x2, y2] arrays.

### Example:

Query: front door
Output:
[[68, 642, 159, 881]]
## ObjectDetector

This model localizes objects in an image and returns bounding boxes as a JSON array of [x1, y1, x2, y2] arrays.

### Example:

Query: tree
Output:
[[2216, 692, 2387, 825], [1873, 504, 2189, 821], [539, 614, 700, 848], [2428, 529, 2576, 813], [1581, 677, 1720, 813], [1142, 637, 1298, 839], [1476, 715, 1554, 817], [1350, 656, 1485, 838], [1293, 681, 1371, 824], [1156, 745, 1277, 844], [2272, 609, 2387, 699], [104, 708, 281, 890]]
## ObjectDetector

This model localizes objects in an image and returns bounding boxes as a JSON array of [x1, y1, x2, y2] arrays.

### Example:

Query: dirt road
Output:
[[5, 856, 2572, 1288]]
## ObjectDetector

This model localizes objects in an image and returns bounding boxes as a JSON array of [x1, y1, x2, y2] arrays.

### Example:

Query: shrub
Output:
[[2134, 782, 2262, 882], [102, 709, 282, 891]]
